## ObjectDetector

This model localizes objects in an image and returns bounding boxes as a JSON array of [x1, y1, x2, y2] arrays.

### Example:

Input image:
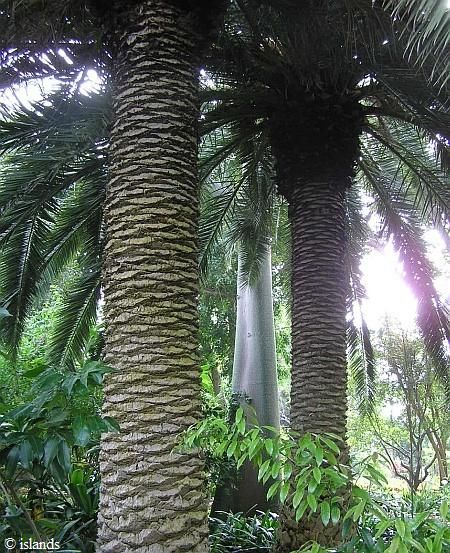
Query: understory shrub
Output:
[[0, 361, 117, 552], [210, 511, 278, 552], [185, 408, 450, 553]]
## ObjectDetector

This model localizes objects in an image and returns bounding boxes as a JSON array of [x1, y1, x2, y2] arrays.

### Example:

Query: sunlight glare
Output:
[[361, 242, 418, 331], [79, 69, 102, 96]]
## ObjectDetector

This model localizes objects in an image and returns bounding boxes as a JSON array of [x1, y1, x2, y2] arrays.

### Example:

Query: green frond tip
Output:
[[47, 261, 102, 370], [347, 318, 376, 416]]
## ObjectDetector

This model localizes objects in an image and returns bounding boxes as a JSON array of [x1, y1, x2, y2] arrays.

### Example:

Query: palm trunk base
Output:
[[276, 507, 343, 552]]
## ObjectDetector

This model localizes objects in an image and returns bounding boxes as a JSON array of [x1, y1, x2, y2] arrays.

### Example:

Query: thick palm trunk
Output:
[[231, 246, 280, 513], [289, 181, 348, 437], [277, 180, 349, 551], [97, 2, 208, 551]]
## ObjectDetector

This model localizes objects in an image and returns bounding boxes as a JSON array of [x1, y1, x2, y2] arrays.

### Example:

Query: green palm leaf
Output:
[[47, 257, 102, 369], [0, 88, 109, 356]]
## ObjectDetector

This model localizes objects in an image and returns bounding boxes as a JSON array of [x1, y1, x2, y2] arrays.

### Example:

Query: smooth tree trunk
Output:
[[231, 246, 280, 513], [276, 179, 349, 551], [97, 2, 209, 551]]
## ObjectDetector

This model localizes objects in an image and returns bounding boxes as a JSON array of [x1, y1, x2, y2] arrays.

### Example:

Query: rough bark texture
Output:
[[276, 179, 349, 551], [289, 181, 348, 437], [97, 2, 208, 551], [231, 247, 280, 513]]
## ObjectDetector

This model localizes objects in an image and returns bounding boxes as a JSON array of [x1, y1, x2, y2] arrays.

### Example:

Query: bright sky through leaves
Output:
[[361, 231, 449, 332]]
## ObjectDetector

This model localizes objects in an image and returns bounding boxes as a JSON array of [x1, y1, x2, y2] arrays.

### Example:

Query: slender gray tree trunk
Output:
[[97, 2, 209, 551], [232, 245, 280, 512]]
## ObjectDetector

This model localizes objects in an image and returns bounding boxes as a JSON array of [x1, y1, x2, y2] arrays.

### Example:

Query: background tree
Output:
[[202, 149, 283, 513], [377, 329, 449, 491]]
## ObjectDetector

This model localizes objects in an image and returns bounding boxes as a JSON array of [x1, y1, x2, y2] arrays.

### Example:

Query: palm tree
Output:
[[200, 0, 450, 547], [0, 1, 229, 550], [1, 1, 449, 548]]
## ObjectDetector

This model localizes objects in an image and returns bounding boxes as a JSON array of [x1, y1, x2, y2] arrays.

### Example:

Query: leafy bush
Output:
[[0, 360, 117, 552], [185, 408, 450, 553], [210, 511, 278, 553]]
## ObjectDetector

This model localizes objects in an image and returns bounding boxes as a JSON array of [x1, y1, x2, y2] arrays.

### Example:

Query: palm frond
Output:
[[359, 149, 450, 391], [346, 185, 377, 414], [43, 166, 106, 283], [365, 121, 450, 227], [223, 136, 274, 285], [0, 88, 108, 355], [347, 317, 376, 415], [384, 0, 450, 88], [199, 116, 272, 281], [0, 0, 108, 89], [47, 257, 102, 369], [0, 208, 53, 354]]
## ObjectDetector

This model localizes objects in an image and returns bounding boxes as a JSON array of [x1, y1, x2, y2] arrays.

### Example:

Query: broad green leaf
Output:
[[267, 481, 280, 500], [386, 536, 401, 553], [293, 488, 304, 509], [407, 538, 426, 553], [308, 479, 318, 494], [236, 454, 246, 469], [320, 436, 340, 455], [375, 520, 393, 539], [279, 481, 290, 503], [361, 527, 375, 547], [271, 460, 281, 479], [352, 486, 370, 501], [283, 462, 293, 481], [237, 416, 246, 435], [249, 436, 260, 459], [331, 505, 341, 525], [395, 519, 406, 539], [264, 438, 274, 455], [72, 416, 91, 447], [62, 374, 80, 397], [307, 493, 317, 512], [353, 499, 366, 522], [295, 501, 308, 522], [57, 440, 72, 474], [70, 469, 85, 485], [312, 467, 321, 483], [320, 501, 331, 526], [227, 439, 237, 458], [69, 481, 93, 514], [235, 407, 244, 424], [44, 437, 60, 467], [315, 447, 324, 466], [19, 440, 33, 470], [258, 459, 271, 481], [324, 451, 338, 466]]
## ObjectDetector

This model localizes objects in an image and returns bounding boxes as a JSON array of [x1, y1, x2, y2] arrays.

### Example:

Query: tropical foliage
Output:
[[0, 0, 449, 551]]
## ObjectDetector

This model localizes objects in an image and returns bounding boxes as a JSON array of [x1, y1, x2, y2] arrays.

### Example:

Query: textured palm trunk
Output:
[[231, 246, 280, 513], [276, 179, 349, 551], [97, 2, 209, 551]]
